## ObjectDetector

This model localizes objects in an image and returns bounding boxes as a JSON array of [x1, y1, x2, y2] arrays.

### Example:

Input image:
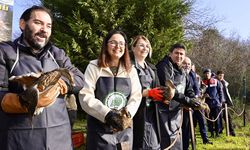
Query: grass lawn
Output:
[[195, 120, 250, 149], [73, 104, 250, 150], [195, 104, 250, 149]]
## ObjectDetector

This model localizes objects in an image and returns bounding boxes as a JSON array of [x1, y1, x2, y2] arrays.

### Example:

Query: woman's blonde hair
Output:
[[131, 35, 152, 58]]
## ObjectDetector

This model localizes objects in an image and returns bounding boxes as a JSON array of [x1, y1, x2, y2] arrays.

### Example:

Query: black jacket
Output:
[[133, 60, 161, 149], [156, 56, 195, 108], [155, 56, 195, 150]]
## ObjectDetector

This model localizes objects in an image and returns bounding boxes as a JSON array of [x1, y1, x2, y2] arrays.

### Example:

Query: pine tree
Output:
[[42, 0, 191, 71]]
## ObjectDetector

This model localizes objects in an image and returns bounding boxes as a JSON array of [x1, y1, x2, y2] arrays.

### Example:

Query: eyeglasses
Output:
[[136, 43, 150, 49], [108, 40, 125, 47]]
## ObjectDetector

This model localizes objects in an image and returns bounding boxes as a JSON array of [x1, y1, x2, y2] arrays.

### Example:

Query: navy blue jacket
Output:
[[156, 56, 195, 150], [0, 35, 84, 150], [203, 78, 223, 108], [189, 70, 200, 96]]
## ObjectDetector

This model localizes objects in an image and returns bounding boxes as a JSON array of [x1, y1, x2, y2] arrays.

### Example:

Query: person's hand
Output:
[[105, 107, 132, 133], [189, 98, 202, 108], [192, 98, 210, 116], [105, 110, 124, 132], [148, 88, 164, 101]]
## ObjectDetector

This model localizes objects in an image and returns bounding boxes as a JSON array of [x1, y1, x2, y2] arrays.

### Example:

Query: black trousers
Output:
[[193, 110, 209, 142], [207, 107, 221, 134]]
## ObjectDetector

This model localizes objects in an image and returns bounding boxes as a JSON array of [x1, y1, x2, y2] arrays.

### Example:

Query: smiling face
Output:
[[107, 33, 126, 63], [20, 10, 52, 50], [182, 57, 192, 73], [169, 48, 186, 66], [132, 38, 151, 61]]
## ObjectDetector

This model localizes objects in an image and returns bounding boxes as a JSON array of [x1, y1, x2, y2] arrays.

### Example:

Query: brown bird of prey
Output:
[[195, 83, 210, 116], [111, 107, 132, 133], [159, 80, 176, 105], [9, 68, 75, 91], [9, 68, 75, 115]]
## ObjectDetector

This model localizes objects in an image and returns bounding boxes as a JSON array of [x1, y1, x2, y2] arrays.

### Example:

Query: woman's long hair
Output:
[[98, 29, 132, 72]]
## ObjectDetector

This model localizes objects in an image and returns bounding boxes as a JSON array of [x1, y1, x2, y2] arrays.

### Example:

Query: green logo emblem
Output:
[[104, 92, 127, 110]]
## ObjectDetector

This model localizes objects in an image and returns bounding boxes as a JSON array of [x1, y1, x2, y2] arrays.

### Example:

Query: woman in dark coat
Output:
[[131, 35, 163, 150]]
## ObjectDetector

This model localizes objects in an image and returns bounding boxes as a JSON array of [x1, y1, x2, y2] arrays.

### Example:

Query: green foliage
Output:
[[41, 0, 191, 70]]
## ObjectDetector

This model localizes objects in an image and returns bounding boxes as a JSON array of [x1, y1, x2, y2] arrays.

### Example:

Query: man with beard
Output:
[[156, 43, 202, 150], [0, 6, 84, 150], [182, 57, 212, 150]]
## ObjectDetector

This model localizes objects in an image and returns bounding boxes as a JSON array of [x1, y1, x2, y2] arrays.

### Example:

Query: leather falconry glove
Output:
[[1, 68, 72, 115]]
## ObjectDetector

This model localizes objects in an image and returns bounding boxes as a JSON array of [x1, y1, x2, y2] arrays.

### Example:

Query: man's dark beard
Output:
[[23, 24, 49, 50]]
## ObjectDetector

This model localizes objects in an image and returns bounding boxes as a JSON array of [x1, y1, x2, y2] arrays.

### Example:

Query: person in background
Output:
[[182, 57, 212, 148], [216, 70, 236, 136], [191, 64, 201, 88], [0, 6, 84, 150], [79, 30, 142, 149], [131, 35, 163, 150], [156, 43, 203, 150], [202, 68, 223, 138]]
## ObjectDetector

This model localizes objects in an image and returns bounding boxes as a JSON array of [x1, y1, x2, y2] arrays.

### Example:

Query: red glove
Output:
[[148, 88, 164, 101]]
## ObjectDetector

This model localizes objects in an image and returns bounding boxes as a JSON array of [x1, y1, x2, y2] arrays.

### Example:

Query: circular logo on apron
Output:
[[104, 92, 127, 110]]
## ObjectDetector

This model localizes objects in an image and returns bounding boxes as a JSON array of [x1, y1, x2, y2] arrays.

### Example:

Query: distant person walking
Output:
[[202, 68, 223, 138], [216, 70, 236, 136]]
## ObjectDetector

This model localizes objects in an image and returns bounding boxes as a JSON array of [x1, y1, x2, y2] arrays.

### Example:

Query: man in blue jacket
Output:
[[202, 68, 223, 138], [182, 57, 212, 150]]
